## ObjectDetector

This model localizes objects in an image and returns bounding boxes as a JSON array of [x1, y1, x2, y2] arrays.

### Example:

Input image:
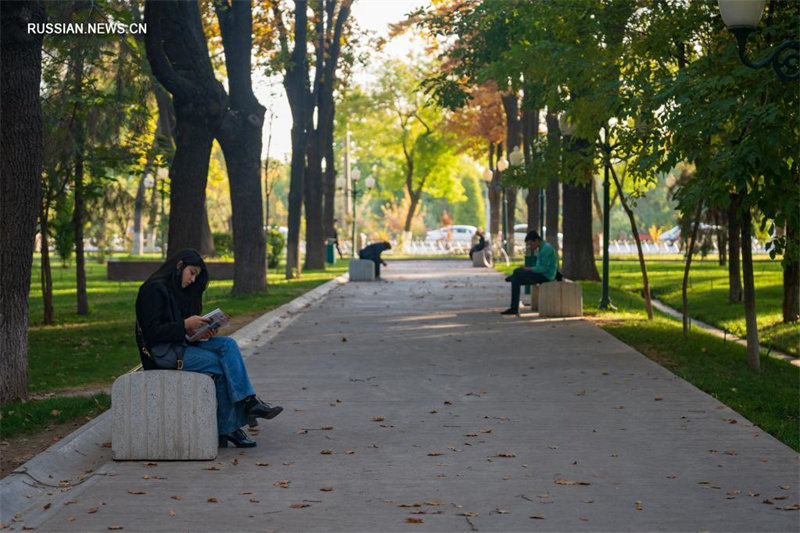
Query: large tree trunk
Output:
[[544, 113, 560, 252], [144, 0, 227, 257], [782, 217, 799, 322], [561, 181, 599, 281], [303, 137, 325, 269], [727, 192, 743, 303], [501, 92, 520, 256], [740, 207, 760, 371], [0, 0, 46, 403], [716, 210, 727, 266], [71, 48, 89, 316], [39, 200, 54, 325], [215, 0, 267, 292], [200, 203, 215, 257]]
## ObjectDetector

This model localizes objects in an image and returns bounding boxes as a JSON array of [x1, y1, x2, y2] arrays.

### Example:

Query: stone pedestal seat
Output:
[[112, 371, 218, 461], [349, 259, 376, 281], [538, 281, 583, 317], [472, 249, 489, 267]]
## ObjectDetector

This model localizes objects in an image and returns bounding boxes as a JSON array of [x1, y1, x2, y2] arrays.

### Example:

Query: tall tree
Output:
[[0, 0, 46, 403], [144, 0, 226, 256], [214, 0, 267, 293]]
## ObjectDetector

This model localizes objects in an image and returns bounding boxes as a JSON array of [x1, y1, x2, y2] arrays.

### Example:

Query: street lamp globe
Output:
[[351, 168, 361, 181], [335, 176, 346, 189], [718, 0, 765, 29], [364, 175, 375, 189], [497, 158, 509, 172], [143, 174, 155, 189], [558, 113, 577, 136], [509, 145, 524, 167], [482, 168, 493, 181]]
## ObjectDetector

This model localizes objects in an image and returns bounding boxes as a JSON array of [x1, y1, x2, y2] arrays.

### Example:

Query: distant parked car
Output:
[[425, 225, 477, 244], [659, 223, 720, 245]]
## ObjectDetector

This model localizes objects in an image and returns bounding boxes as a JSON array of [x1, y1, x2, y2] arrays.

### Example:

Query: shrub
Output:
[[267, 227, 285, 269], [212, 232, 234, 256]]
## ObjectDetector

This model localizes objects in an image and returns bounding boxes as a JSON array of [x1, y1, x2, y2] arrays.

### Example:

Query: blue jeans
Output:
[[182, 336, 255, 435]]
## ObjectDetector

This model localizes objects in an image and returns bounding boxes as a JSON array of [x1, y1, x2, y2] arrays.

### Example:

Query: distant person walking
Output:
[[359, 241, 391, 278], [135, 249, 283, 448], [501, 231, 559, 315], [469, 229, 487, 261]]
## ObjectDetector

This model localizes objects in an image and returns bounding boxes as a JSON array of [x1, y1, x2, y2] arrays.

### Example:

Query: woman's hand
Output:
[[184, 315, 209, 335]]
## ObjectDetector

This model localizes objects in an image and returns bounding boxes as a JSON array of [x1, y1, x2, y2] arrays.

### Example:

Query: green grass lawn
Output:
[[1, 257, 346, 440], [606, 258, 797, 356], [497, 260, 799, 451]]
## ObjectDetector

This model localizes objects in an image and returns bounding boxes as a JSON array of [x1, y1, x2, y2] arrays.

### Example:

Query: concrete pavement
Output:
[[3, 260, 798, 532]]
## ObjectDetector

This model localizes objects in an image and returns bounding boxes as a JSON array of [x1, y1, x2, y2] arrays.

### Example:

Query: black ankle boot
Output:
[[218, 428, 256, 448], [244, 396, 283, 427]]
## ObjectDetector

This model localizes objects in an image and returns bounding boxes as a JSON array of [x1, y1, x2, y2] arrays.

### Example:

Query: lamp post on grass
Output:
[[336, 167, 374, 257], [718, 0, 799, 81]]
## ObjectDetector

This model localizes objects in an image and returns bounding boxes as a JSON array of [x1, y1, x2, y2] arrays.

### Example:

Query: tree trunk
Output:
[[488, 143, 502, 243], [727, 193, 743, 303], [71, 48, 89, 316], [561, 181, 599, 281], [404, 191, 422, 233], [740, 207, 760, 371], [526, 189, 540, 233], [782, 216, 799, 322], [167, 122, 214, 255], [610, 165, 652, 319], [132, 172, 148, 255], [200, 203, 215, 257], [682, 201, 704, 337], [0, 0, 46, 403], [501, 91, 520, 256], [144, 0, 227, 257], [544, 113, 560, 252], [39, 201, 54, 325], [716, 210, 727, 266], [303, 137, 325, 270]]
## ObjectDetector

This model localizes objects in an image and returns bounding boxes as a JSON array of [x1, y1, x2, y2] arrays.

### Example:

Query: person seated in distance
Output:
[[359, 241, 391, 278], [469, 229, 487, 261], [135, 249, 283, 448], [501, 231, 560, 316]]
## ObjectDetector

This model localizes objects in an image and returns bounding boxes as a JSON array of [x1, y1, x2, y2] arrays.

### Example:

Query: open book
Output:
[[185, 308, 230, 342]]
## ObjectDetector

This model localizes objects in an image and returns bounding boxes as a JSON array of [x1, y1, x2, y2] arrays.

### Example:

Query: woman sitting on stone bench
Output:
[[135, 249, 283, 448], [501, 231, 560, 316]]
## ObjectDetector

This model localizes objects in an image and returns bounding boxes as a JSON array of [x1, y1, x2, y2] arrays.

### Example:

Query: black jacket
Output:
[[135, 278, 189, 369], [359, 242, 390, 262]]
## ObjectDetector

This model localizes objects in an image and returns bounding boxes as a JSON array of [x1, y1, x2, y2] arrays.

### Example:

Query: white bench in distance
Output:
[[538, 281, 583, 317], [349, 259, 376, 281], [472, 248, 489, 267], [112, 370, 218, 461]]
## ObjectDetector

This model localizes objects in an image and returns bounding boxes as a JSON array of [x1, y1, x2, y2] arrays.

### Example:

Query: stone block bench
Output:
[[529, 284, 540, 311], [538, 281, 583, 317], [112, 371, 218, 461], [472, 249, 489, 267], [349, 259, 376, 281]]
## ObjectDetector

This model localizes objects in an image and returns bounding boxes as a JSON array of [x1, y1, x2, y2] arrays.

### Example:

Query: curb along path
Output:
[[4, 261, 798, 532]]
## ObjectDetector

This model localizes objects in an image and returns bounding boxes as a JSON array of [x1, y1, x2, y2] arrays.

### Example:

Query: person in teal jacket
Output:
[[501, 231, 559, 315]]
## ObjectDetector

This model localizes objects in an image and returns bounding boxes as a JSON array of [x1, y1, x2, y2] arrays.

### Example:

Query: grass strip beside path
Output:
[[496, 263, 799, 452]]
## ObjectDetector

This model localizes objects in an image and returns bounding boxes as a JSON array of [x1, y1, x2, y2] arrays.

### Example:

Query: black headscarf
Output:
[[142, 248, 208, 317]]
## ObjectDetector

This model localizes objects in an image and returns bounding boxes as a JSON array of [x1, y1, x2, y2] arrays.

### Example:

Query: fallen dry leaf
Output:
[[779, 485, 791, 490], [728, 418, 738, 424], [88, 507, 99, 514], [320, 450, 333, 455], [481, 429, 492, 434], [239, 491, 252, 495], [249, 499, 260, 504], [429, 409, 438, 414], [554, 478, 590, 486], [654, 397, 663, 401], [345, 450, 355, 455], [424, 501, 444, 506], [459, 512, 479, 517], [613, 405, 625, 409], [427, 452, 443, 456], [275, 480, 291, 488], [205, 466, 220, 471], [296, 429, 308, 435], [495, 452, 516, 458], [405, 518, 424, 523], [464, 433, 478, 437], [231, 458, 239, 465], [255, 462, 269, 467], [320, 487, 334, 492], [635, 501, 643, 510], [168, 510, 176, 517], [142, 462, 158, 467], [530, 514, 546, 520], [371, 416, 385, 422], [495, 508, 509, 514], [397, 503, 422, 508], [290, 503, 310, 509], [444, 401, 452, 405], [170, 495, 183, 501], [577, 390, 586, 396], [107, 526, 123, 531], [65, 500, 77, 505], [207, 498, 218, 503], [101, 442, 112, 448], [43, 503, 51, 510], [127, 490, 147, 495]]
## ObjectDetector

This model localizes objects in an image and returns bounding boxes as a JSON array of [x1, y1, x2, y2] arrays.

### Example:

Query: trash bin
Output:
[[325, 240, 335, 264], [524, 248, 536, 295]]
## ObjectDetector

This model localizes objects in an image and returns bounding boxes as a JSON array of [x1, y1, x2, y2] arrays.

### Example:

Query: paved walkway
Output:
[[4, 260, 798, 532]]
